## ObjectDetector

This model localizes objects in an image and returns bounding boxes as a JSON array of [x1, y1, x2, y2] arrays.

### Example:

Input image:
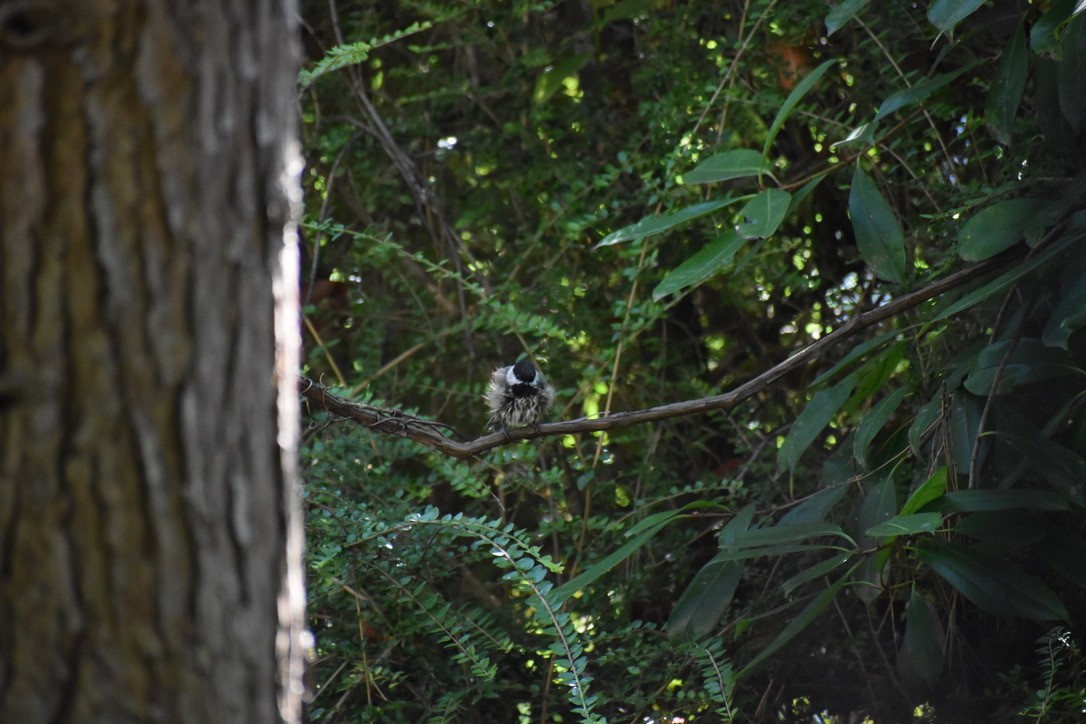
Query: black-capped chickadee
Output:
[[485, 359, 555, 433]]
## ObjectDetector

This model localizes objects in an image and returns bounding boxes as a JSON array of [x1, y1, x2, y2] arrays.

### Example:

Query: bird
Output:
[[485, 359, 555, 433]]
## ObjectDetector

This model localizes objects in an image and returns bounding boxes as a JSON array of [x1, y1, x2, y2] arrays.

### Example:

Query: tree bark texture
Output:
[[0, 1, 305, 721]]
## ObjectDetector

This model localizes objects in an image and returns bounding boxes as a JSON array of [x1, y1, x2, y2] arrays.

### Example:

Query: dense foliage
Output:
[[297, 1, 1086, 720]]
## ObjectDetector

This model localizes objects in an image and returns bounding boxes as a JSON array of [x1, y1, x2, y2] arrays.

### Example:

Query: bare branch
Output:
[[300, 252, 1019, 460]]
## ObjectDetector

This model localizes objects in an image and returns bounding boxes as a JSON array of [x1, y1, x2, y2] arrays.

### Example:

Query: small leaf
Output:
[[778, 373, 858, 472], [849, 166, 906, 283], [652, 229, 746, 300], [825, 0, 871, 36], [865, 512, 942, 538], [763, 59, 838, 158], [683, 149, 771, 184], [532, 53, 591, 105], [874, 64, 976, 121], [928, 0, 987, 38], [901, 589, 944, 687], [985, 23, 1029, 144], [958, 199, 1048, 261], [666, 557, 743, 638]]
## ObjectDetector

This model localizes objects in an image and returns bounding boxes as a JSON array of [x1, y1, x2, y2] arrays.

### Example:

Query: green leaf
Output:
[[666, 557, 743, 638], [763, 59, 838, 158], [985, 23, 1029, 145], [919, 540, 1070, 620], [923, 489, 1071, 513], [952, 511, 1046, 545], [532, 53, 591, 105], [858, 477, 898, 543], [927, 0, 987, 38], [908, 393, 943, 455], [738, 562, 861, 677], [848, 166, 906, 283], [735, 189, 792, 239], [825, 0, 871, 36], [853, 387, 911, 465], [902, 589, 944, 687], [1057, 12, 1086, 130], [723, 521, 850, 550], [901, 467, 947, 516], [1031, 0, 1077, 57], [597, 198, 738, 247], [810, 330, 899, 387], [778, 373, 858, 472], [963, 338, 1074, 396], [933, 233, 1078, 321], [874, 64, 976, 122], [553, 509, 680, 599], [780, 553, 853, 596], [684, 149, 771, 184], [865, 512, 942, 538], [651, 229, 746, 300], [1042, 267, 1086, 348], [1039, 528, 1086, 587], [779, 484, 849, 525], [957, 199, 1048, 261]]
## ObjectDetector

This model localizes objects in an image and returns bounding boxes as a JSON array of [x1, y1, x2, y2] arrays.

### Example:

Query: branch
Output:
[[299, 252, 1020, 460]]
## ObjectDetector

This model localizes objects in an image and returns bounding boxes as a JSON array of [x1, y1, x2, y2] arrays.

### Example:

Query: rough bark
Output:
[[0, 1, 305, 721]]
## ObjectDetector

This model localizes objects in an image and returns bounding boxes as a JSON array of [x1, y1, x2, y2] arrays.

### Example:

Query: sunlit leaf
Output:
[[532, 53, 591, 105], [597, 198, 738, 247], [848, 166, 906, 282], [985, 23, 1028, 145], [957, 199, 1047, 261], [778, 373, 858, 472], [684, 149, 770, 184]]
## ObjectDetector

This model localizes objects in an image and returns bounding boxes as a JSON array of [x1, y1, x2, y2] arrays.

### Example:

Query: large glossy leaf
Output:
[[901, 589, 944, 688], [763, 59, 838, 158], [848, 166, 906, 282], [985, 23, 1029, 145], [778, 373, 858, 472], [957, 199, 1047, 261], [919, 540, 1070, 621], [825, 0, 871, 35], [927, 0, 987, 38], [666, 556, 743, 638], [853, 387, 911, 466], [597, 198, 738, 247], [684, 149, 770, 184], [651, 229, 746, 300], [1031, 0, 1077, 57], [874, 64, 976, 121]]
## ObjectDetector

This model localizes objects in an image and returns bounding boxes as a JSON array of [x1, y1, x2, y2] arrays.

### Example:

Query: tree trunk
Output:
[[0, 1, 305, 721]]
